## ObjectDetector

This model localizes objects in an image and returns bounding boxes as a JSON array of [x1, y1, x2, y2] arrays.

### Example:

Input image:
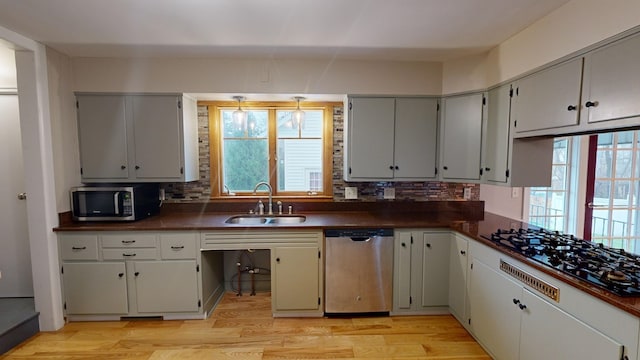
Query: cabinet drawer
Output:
[[160, 234, 197, 260], [102, 248, 158, 260], [101, 233, 157, 248], [59, 234, 99, 260]]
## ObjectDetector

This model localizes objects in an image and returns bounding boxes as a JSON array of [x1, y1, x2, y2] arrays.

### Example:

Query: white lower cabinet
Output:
[[468, 239, 632, 360], [272, 246, 320, 312], [393, 230, 450, 314], [133, 260, 199, 313], [448, 233, 468, 323], [59, 231, 205, 320], [63, 262, 128, 315]]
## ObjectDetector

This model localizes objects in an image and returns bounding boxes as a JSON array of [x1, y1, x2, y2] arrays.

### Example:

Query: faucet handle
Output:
[[277, 201, 283, 215]]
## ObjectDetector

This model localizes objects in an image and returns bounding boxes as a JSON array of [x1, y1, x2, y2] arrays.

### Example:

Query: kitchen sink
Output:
[[224, 215, 306, 225]]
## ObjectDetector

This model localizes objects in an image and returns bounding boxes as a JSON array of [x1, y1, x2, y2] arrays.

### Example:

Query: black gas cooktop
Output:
[[483, 228, 640, 297]]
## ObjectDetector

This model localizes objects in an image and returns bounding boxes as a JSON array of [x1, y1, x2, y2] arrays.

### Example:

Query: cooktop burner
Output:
[[482, 228, 640, 297]]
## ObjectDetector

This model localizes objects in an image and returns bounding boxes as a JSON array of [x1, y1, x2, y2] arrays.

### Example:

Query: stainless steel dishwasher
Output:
[[324, 228, 393, 314]]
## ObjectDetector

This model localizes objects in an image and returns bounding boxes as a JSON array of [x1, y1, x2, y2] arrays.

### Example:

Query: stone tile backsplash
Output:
[[162, 105, 480, 202]]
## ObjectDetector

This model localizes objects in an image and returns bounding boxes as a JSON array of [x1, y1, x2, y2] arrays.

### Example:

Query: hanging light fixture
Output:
[[232, 96, 247, 130], [291, 96, 306, 129]]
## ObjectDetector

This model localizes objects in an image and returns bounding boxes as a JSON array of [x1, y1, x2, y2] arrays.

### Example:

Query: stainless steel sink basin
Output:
[[224, 215, 306, 225]]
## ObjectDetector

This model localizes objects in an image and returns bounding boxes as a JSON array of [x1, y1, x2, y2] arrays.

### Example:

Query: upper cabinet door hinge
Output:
[[196, 264, 200, 272], [178, 100, 182, 109], [180, 167, 184, 174], [516, 87, 519, 96], [75, 100, 79, 109], [318, 297, 321, 305], [482, 96, 486, 106], [514, 120, 517, 128], [349, 102, 352, 110], [435, 167, 438, 175], [506, 169, 510, 178], [80, 167, 83, 175], [61, 266, 64, 274], [410, 235, 413, 245], [437, 103, 440, 111], [409, 296, 413, 305], [198, 300, 201, 307], [509, 88, 514, 98], [318, 250, 321, 259], [470, 263, 474, 270]]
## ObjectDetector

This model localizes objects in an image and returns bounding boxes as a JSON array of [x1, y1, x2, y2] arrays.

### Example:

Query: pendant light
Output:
[[291, 96, 306, 129], [232, 96, 247, 130]]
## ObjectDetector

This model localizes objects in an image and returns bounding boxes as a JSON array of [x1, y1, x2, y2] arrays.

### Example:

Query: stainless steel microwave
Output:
[[70, 184, 160, 221]]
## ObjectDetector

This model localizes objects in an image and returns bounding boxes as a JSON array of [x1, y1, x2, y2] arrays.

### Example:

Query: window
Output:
[[587, 131, 640, 252], [208, 101, 334, 198], [527, 137, 579, 233]]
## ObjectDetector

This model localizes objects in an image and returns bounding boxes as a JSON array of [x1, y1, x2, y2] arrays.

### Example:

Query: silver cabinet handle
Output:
[[17, 192, 27, 200], [170, 245, 185, 250]]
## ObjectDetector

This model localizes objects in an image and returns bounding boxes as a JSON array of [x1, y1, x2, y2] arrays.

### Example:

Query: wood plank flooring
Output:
[[0, 292, 490, 359]]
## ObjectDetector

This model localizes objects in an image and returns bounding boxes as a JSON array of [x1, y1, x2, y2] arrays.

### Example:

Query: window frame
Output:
[[206, 100, 336, 199]]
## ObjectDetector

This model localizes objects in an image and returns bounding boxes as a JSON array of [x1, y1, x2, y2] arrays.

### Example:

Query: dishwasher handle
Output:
[[350, 236, 371, 242]]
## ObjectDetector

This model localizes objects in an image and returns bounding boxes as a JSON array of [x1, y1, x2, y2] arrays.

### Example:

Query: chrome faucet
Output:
[[253, 182, 273, 215]]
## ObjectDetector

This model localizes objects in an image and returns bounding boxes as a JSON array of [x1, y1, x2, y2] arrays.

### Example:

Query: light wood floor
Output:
[[1, 292, 490, 359]]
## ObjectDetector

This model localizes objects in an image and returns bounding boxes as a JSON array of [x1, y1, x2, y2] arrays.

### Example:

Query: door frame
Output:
[[0, 26, 65, 331]]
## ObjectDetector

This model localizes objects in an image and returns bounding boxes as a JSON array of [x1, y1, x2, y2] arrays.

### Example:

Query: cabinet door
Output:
[[63, 262, 128, 315], [582, 33, 640, 124], [393, 231, 414, 310], [421, 232, 450, 307], [131, 95, 183, 179], [394, 98, 438, 179], [76, 95, 129, 180], [273, 246, 319, 311], [468, 259, 521, 360], [513, 58, 583, 133], [440, 93, 484, 181], [133, 260, 199, 313], [448, 234, 468, 321], [345, 97, 395, 179], [519, 289, 623, 360], [484, 84, 511, 184]]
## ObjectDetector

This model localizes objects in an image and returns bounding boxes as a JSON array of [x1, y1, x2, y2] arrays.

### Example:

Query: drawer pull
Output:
[[170, 245, 185, 250], [122, 253, 137, 257], [118, 273, 124, 278], [121, 240, 136, 244], [71, 246, 87, 250]]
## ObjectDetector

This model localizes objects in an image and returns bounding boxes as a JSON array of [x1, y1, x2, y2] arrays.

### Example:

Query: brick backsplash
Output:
[[162, 105, 480, 202]]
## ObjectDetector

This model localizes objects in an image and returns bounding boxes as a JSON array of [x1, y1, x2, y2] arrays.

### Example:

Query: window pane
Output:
[[276, 111, 298, 138], [611, 209, 629, 237], [615, 150, 633, 178], [277, 139, 323, 192], [597, 133, 613, 147], [618, 131, 634, 148], [593, 180, 611, 204], [301, 110, 323, 138], [592, 209, 609, 237], [551, 166, 566, 190], [223, 139, 268, 192], [553, 139, 568, 163], [595, 150, 613, 178], [222, 110, 268, 138]]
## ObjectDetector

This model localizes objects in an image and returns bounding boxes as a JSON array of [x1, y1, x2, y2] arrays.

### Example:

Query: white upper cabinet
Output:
[[76, 93, 199, 183], [76, 95, 129, 180], [483, 85, 511, 183], [344, 96, 438, 181], [512, 57, 583, 136], [581, 33, 640, 125], [440, 93, 484, 182], [483, 84, 554, 187]]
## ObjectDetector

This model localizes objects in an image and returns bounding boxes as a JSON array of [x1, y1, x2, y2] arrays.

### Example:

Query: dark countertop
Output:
[[54, 204, 640, 319]]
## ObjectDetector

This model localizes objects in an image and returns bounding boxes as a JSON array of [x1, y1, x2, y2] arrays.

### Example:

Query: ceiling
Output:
[[0, 0, 571, 62]]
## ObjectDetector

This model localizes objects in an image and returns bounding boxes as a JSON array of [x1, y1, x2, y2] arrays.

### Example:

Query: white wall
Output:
[[47, 47, 80, 212], [0, 46, 15, 88], [71, 57, 443, 95], [443, 0, 640, 94]]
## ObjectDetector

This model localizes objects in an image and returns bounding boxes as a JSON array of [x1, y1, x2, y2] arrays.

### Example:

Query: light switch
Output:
[[384, 188, 395, 199], [463, 188, 471, 200], [345, 187, 358, 199]]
